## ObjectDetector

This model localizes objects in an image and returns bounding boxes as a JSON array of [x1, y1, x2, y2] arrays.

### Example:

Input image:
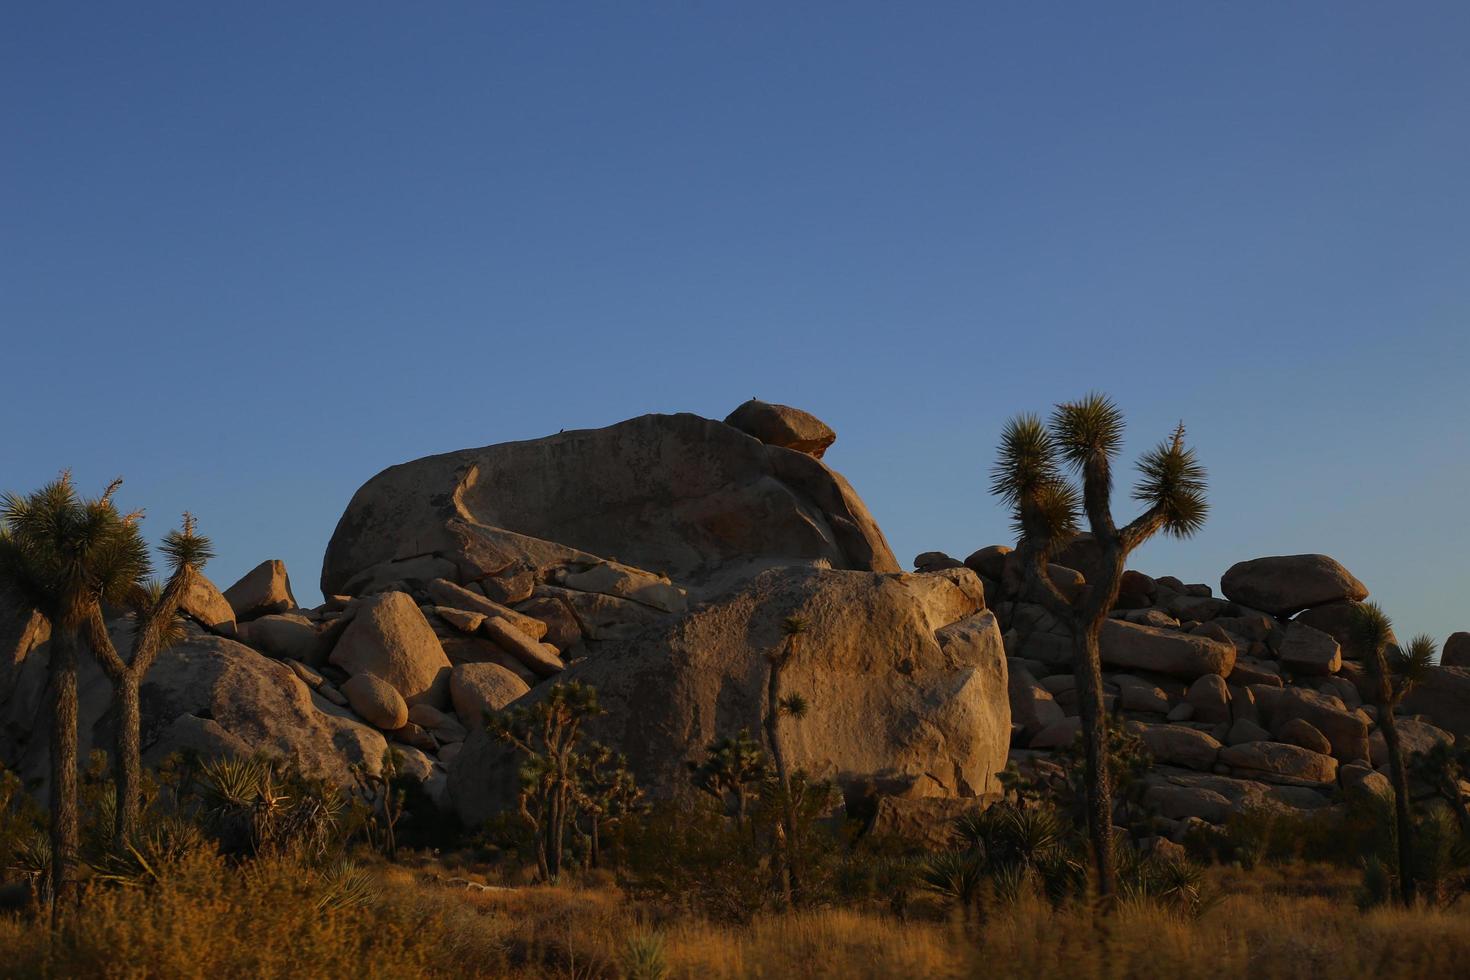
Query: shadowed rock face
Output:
[[321, 412, 898, 598], [449, 566, 1010, 827]]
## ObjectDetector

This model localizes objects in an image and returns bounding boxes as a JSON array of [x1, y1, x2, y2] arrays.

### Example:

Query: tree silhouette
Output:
[[85, 512, 213, 845], [990, 394, 1207, 901], [1354, 602, 1436, 906], [0, 474, 150, 915]]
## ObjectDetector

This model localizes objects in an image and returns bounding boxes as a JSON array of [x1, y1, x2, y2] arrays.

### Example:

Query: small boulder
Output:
[[240, 613, 320, 662], [1279, 718, 1332, 755], [1226, 718, 1272, 746], [1442, 632, 1470, 669], [483, 616, 564, 677], [1184, 674, 1231, 724], [1278, 622, 1342, 676], [723, 399, 837, 458], [342, 672, 409, 730], [1140, 724, 1221, 771], [450, 662, 532, 729], [1099, 619, 1235, 679], [1219, 741, 1338, 787], [222, 560, 298, 621], [964, 545, 1012, 582], [1220, 554, 1368, 617], [515, 596, 582, 650], [179, 575, 237, 637], [328, 591, 452, 707], [914, 552, 966, 572]]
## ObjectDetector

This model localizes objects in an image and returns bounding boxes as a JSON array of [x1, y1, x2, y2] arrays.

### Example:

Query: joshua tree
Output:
[[690, 730, 770, 827], [1353, 602, 1436, 905], [84, 512, 213, 845], [0, 474, 150, 914], [573, 743, 644, 869], [763, 615, 811, 907], [488, 681, 602, 881], [990, 395, 1208, 901]]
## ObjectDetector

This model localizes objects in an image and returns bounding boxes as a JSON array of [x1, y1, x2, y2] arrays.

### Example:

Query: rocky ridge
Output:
[[912, 541, 1470, 844]]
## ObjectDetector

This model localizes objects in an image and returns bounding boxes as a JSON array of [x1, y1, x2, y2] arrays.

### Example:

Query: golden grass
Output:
[[2, 859, 1469, 978]]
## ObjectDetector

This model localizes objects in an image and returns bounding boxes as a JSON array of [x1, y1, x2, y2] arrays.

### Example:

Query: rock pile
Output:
[[0, 403, 1010, 832], [909, 543, 1469, 843]]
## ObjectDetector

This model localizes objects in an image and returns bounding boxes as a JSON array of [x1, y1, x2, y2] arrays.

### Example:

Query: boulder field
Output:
[[6, 402, 1468, 843], [915, 541, 1470, 841], [0, 402, 1005, 833]]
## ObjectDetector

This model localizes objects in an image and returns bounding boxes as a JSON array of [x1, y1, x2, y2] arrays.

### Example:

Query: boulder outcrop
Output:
[[449, 566, 1010, 827], [320, 412, 897, 600]]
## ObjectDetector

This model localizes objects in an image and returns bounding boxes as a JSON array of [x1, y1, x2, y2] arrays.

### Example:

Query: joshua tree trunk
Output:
[[113, 675, 143, 841], [1073, 626, 1116, 900], [1376, 696, 1417, 906], [763, 654, 797, 907], [48, 627, 81, 918]]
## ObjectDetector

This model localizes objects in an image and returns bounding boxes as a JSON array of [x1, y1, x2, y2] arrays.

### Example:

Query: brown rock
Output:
[[1441, 632, 1470, 669], [342, 672, 409, 730], [1099, 619, 1235, 679], [179, 575, 237, 637], [1220, 554, 1368, 617], [425, 579, 548, 641], [321, 413, 894, 598], [328, 591, 452, 707], [515, 596, 582, 650], [964, 545, 1012, 582], [723, 398, 837, 458], [1219, 741, 1338, 787], [450, 662, 531, 729], [482, 616, 563, 678], [447, 566, 1010, 825], [222, 560, 298, 621], [1278, 622, 1342, 676], [1184, 674, 1231, 724], [1139, 724, 1221, 771], [1278, 718, 1332, 755]]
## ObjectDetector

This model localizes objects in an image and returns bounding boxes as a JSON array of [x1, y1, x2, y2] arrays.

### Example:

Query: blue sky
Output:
[[3, 3, 1467, 643]]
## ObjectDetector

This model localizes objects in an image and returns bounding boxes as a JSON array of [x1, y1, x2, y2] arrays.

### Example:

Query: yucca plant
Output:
[[314, 858, 376, 913], [620, 931, 670, 980], [990, 395, 1208, 901], [1353, 602, 1436, 906], [920, 850, 987, 919]]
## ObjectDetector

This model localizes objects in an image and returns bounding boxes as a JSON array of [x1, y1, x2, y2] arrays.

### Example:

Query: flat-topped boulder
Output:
[[1220, 554, 1368, 616], [723, 399, 837, 458], [1099, 619, 1236, 679], [321, 412, 897, 599]]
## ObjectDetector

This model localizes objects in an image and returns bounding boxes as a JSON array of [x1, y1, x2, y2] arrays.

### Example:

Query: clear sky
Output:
[[3, 4, 1467, 643]]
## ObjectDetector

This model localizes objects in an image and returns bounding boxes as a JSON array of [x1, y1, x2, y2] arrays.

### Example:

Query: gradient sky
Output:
[[3, 4, 1467, 644]]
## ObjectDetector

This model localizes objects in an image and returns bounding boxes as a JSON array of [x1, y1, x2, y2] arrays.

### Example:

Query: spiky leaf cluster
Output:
[[0, 473, 152, 619], [1131, 422, 1209, 538]]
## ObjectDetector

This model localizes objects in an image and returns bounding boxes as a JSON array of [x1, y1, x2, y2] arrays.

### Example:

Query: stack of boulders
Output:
[[0, 401, 1012, 834], [915, 539, 1470, 842]]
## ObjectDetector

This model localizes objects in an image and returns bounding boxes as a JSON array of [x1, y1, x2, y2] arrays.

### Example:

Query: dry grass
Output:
[[2, 858, 1469, 978]]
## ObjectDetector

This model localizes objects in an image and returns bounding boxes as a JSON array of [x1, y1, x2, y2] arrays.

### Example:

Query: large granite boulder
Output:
[[1220, 554, 1368, 617], [449, 566, 1009, 827], [321, 412, 898, 600]]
